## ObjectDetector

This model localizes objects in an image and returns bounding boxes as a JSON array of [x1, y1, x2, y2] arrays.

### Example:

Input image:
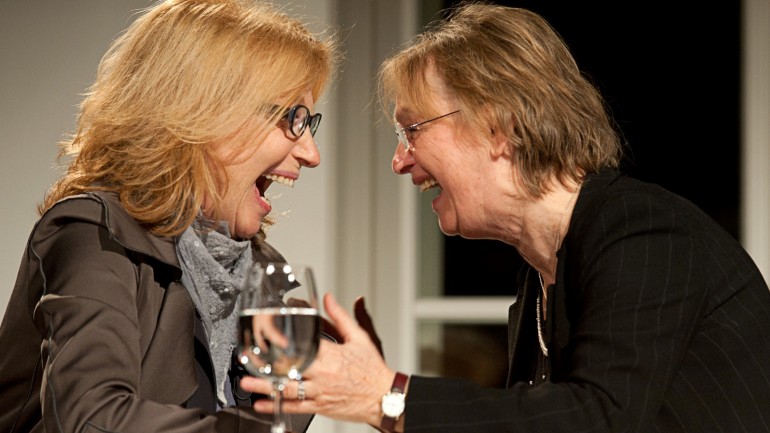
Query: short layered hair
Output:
[[379, 2, 621, 197]]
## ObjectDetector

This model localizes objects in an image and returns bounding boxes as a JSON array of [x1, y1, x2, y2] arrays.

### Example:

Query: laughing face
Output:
[[206, 92, 320, 240], [391, 67, 511, 239]]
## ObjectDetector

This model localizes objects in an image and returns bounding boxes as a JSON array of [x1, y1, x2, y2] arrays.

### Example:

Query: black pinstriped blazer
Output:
[[404, 169, 770, 432]]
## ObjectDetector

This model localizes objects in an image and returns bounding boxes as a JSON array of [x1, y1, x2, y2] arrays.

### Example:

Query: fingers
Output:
[[238, 316, 289, 374], [297, 378, 306, 401], [322, 293, 358, 342], [353, 296, 384, 357], [352, 296, 372, 327], [253, 393, 316, 416], [319, 294, 384, 355], [244, 377, 316, 415], [319, 296, 372, 345], [256, 314, 289, 349], [285, 378, 309, 401], [320, 316, 344, 343], [242, 331, 392, 426], [240, 375, 274, 396], [240, 376, 309, 401]]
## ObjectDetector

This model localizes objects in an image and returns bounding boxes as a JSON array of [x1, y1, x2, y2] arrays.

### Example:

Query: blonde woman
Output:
[[0, 1, 339, 432]]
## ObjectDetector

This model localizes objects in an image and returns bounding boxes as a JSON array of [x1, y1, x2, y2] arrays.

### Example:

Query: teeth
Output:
[[264, 174, 295, 187], [419, 178, 438, 192]]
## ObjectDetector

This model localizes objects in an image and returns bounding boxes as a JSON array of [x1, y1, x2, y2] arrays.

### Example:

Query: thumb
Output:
[[323, 292, 359, 343]]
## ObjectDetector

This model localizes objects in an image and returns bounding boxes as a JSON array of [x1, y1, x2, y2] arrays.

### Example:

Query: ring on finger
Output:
[[297, 379, 306, 401]]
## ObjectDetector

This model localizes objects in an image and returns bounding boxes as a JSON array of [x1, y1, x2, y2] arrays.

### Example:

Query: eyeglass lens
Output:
[[286, 105, 322, 137], [395, 125, 411, 150], [394, 110, 460, 151]]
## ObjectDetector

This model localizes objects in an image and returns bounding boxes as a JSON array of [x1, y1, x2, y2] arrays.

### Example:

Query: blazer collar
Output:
[[45, 191, 181, 273], [572, 167, 621, 224]]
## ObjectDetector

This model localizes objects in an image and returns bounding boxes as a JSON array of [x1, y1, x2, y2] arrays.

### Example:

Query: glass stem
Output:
[[272, 379, 287, 433]]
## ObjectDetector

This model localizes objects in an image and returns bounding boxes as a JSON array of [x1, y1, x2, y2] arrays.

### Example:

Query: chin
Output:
[[233, 223, 261, 240], [438, 215, 481, 239], [437, 219, 459, 237]]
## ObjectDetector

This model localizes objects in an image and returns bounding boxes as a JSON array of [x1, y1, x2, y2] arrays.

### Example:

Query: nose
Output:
[[293, 132, 321, 168], [391, 142, 415, 175]]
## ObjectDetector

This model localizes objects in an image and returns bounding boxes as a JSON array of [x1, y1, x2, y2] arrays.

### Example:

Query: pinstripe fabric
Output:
[[404, 169, 770, 432]]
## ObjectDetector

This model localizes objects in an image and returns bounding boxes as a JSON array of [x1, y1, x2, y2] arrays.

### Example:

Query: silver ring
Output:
[[297, 379, 306, 401]]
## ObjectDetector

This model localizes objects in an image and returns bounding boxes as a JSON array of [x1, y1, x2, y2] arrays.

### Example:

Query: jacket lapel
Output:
[[506, 268, 538, 387]]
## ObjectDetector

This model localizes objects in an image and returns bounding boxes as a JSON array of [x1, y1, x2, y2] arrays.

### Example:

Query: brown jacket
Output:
[[0, 192, 310, 433]]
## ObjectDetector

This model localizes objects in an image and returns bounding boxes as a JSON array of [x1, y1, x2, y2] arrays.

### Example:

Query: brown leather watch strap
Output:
[[381, 412, 398, 431], [392, 371, 408, 393], [380, 372, 408, 432]]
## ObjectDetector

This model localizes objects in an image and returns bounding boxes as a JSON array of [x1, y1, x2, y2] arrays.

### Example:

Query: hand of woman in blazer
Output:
[[321, 296, 384, 356], [242, 293, 396, 427]]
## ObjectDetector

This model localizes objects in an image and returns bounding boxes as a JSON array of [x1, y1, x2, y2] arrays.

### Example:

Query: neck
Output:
[[517, 181, 581, 286]]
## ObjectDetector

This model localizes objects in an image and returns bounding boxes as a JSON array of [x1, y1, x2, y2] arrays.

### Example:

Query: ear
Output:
[[489, 115, 514, 159]]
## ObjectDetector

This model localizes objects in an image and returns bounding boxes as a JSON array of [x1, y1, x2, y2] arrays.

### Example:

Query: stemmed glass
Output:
[[237, 262, 320, 433]]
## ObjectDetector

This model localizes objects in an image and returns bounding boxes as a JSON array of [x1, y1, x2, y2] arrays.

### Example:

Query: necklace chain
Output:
[[536, 272, 549, 357], [535, 184, 581, 359]]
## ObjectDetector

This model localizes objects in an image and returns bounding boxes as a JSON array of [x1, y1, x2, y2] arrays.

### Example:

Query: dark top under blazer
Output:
[[0, 192, 312, 433], [404, 169, 770, 432]]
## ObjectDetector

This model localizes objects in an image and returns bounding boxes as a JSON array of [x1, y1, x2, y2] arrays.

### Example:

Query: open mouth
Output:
[[263, 173, 296, 188], [419, 178, 440, 192], [255, 173, 296, 200], [255, 176, 271, 201]]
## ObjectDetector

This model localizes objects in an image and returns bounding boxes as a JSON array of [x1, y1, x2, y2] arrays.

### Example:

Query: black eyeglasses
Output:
[[279, 104, 322, 138], [395, 110, 460, 152]]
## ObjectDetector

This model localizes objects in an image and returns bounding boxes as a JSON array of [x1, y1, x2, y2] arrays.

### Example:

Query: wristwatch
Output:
[[380, 372, 408, 431]]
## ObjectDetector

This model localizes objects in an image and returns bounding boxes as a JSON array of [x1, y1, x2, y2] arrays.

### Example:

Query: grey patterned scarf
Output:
[[176, 222, 253, 406]]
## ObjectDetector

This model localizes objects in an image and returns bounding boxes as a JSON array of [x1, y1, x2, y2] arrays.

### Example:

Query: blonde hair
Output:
[[379, 2, 621, 197], [42, 0, 339, 236]]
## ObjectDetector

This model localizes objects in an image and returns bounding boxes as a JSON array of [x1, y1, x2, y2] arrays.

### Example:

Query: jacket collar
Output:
[[46, 191, 181, 273], [571, 167, 621, 225]]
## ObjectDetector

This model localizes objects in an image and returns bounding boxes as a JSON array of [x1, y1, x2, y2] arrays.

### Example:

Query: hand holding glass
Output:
[[237, 262, 320, 433]]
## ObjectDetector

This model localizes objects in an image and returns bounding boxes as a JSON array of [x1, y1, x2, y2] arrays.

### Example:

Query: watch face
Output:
[[382, 393, 406, 418]]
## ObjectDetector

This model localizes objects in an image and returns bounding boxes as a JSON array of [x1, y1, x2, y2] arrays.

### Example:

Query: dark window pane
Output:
[[443, 236, 522, 297], [419, 322, 509, 389]]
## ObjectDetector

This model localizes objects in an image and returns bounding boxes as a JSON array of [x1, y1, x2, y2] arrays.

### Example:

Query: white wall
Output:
[[0, 0, 155, 310]]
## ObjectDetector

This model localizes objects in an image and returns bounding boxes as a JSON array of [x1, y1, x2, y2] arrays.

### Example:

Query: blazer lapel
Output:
[[506, 268, 538, 387]]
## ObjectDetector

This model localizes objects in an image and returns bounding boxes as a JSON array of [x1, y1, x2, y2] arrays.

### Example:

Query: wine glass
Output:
[[237, 262, 320, 433]]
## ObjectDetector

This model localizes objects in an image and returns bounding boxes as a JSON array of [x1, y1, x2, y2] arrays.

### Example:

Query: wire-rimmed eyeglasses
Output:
[[395, 110, 460, 152], [280, 104, 322, 138]]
